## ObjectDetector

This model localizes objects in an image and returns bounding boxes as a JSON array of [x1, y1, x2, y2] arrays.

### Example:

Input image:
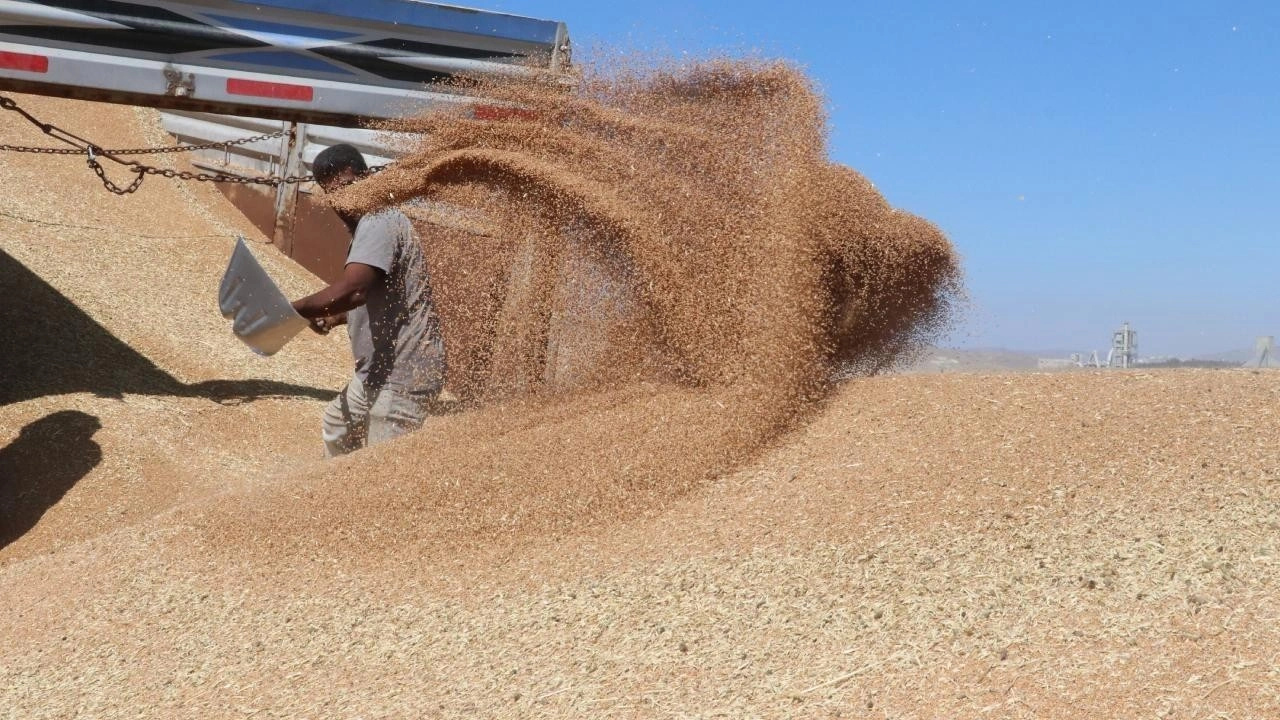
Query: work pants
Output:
[[321, 375, 438, 457]]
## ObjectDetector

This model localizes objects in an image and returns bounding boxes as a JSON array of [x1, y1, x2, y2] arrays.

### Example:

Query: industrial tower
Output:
[[1107, 321, 1138, 369]]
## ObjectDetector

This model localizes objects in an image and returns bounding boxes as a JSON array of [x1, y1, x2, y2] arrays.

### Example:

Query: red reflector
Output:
[[226, 78, 313, 102], [473, 104, 538, 121], [0, 51, 49, 73]]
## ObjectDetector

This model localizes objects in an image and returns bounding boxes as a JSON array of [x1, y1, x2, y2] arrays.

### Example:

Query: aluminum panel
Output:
[[0, 0, 569, 124]]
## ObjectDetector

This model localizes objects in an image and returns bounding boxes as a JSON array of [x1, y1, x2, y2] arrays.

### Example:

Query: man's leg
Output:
[[321, 377, 370, 457], [366, 386, 438, 448]]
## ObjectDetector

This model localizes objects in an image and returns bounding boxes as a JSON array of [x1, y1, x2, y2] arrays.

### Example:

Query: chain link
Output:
[[1, 94, 388, 195], [86, 152, 146, 195]]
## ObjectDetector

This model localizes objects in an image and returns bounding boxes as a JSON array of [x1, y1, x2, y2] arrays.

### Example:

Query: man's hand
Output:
[[306, 312, 348, 335]]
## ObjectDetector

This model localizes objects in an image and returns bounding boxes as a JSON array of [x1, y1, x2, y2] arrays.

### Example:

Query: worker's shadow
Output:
[[0, 410, 102, 549], [181, 379, 335, 405], [0, 249, 334, 407]]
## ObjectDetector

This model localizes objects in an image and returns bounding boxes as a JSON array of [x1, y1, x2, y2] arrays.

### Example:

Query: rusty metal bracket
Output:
[[163, 67, 195, 98]]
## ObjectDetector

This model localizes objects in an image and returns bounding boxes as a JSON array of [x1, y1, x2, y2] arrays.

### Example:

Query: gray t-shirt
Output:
[[344, 209, 445, 392]]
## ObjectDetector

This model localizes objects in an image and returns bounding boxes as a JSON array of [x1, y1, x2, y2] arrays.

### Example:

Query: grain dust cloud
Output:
[[195, 58, 961, 565]]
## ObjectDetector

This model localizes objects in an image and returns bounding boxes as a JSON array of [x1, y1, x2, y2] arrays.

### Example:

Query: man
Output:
[[291, 143, 446, 456]]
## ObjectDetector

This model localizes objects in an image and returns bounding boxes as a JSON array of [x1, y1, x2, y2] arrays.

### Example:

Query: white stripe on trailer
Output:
[[382, 53, 545, 78], [0, 0, 129, 30]]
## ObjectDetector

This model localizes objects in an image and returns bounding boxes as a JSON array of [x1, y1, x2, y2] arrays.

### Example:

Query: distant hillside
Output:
[[897, 347, 1044, 373], [1137, 358, 1242, 369], [1194, 347, 1254, 364], [895, 344, 1273, 374]]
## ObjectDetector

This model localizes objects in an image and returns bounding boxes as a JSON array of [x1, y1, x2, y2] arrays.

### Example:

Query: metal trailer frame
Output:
[[1, 2, 583, 383], [0, 0, 570, 126]]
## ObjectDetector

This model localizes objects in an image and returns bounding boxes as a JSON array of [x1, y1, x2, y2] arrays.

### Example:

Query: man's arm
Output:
[[292, 262, 382, 321]]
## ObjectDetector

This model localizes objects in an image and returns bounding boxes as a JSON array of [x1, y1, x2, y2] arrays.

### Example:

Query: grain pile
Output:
[[5, 369, 1280, 719], [4, 62, 1279, 720]]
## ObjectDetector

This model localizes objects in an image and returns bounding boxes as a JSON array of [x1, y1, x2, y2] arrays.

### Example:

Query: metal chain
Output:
[[0, 143, 82, 155], [109, 130, 289, 155], [1, 129, 286, 155], [137, 163, 311, 187], [81, 154, 313, 196], [1, 94, 388, 195]]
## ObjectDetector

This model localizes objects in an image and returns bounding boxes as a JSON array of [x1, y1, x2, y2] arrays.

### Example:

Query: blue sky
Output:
[[482, 1, 1279, 358]]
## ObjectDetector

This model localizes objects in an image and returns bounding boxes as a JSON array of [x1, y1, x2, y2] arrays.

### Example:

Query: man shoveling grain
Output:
[[291, 144, 447, 457]]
